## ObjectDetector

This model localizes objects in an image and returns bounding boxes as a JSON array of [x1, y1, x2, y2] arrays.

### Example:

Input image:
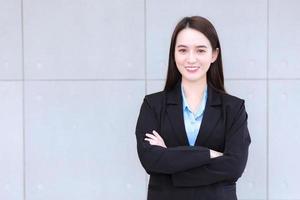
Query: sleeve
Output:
[[171, 101, 251, 186], [135, 96, 211, 175]]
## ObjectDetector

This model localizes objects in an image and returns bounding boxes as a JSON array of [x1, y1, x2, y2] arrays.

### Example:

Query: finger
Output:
[[152, 130, 163, 140], [145, 137, 156, 142], [145, 133, 157, 140], [146, 139, 162, 146], [144, 138, 156, 145], [145, 133, 158, 140]]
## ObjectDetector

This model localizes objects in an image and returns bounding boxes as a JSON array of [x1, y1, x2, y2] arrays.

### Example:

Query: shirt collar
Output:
[[181, 83, 208, 118]]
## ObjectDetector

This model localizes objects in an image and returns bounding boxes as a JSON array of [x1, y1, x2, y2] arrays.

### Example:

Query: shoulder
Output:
[[221, 92, 245, 108], [144, 90, 165, 106], [215, 91, 246, 118], [139, 91, 166, 119], [208, 85, 245, 111]]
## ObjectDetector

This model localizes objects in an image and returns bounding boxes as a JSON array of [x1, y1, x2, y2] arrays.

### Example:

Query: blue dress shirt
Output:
[[181, 84, 208, 146]]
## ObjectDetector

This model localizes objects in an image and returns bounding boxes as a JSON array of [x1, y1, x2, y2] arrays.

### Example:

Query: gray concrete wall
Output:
[[0, 0, 299, 199]]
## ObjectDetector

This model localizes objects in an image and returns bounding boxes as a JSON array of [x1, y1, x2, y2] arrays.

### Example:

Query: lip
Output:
[[185, 66, 200, 68], [185, 66, 200, 73]]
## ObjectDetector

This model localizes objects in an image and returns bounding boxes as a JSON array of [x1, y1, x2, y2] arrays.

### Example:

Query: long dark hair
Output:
[[164, 16, 226, 93]]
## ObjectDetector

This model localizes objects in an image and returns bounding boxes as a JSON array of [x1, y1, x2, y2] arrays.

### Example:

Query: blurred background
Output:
[[0, 0, 299, 199]]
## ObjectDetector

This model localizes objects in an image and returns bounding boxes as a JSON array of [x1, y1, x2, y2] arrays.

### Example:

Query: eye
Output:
[[178, 49, 187, 53], [197, 49, 206, 53]]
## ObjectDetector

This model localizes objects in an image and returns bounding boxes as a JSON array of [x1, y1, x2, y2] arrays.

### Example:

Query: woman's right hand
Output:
[[210, 149, 223, 158], [144, 130, 167, 148]]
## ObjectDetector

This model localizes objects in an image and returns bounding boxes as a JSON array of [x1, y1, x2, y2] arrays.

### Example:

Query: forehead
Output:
[[175, 28, 211, 47]]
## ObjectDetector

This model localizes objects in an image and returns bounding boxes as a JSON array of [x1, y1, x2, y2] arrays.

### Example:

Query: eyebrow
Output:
[[177, 45, 208, 48]]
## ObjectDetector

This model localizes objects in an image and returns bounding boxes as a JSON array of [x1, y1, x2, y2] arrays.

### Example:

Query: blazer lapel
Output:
[[165, 81, 223, 146], [195, 85, 222, 146], [166, 81, 189, 146]]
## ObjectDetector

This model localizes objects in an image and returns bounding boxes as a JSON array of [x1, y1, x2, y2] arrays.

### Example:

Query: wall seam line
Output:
[[144, 0, 148, 198], [20, 0, 26, 199], [266, 0, 270, 199]]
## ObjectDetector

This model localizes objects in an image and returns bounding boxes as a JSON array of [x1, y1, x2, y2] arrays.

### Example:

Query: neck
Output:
[[181, 77, 207, 99]]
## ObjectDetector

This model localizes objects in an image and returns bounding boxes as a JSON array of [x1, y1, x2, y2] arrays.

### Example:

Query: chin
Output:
[[181, 74, 207, 83], [183, 77, 205, 83]]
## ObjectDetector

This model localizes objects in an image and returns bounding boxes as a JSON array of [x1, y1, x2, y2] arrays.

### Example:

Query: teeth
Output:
[[186, 68, 198, 72], [185, 67, 199, 73]]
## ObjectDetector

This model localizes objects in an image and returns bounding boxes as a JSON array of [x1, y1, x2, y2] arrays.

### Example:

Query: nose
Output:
[[187, 52, 197, 63]]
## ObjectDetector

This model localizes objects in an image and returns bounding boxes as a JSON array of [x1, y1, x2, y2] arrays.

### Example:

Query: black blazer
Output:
[[135, 81, 251, 200]]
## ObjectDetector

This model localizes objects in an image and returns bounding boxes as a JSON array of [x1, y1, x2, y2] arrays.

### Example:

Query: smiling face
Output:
[[174, 28, 219, 84]]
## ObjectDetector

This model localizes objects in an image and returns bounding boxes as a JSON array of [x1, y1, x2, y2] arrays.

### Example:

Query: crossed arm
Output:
[[145, 130, 223, 158], [135, 97, 251, 186]]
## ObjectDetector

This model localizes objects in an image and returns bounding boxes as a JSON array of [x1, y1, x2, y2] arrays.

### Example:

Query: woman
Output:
[[135, 16, 251, 200]]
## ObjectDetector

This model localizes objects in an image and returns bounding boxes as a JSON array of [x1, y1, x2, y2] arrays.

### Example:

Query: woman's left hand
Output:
[[145, 130, 167, 148]]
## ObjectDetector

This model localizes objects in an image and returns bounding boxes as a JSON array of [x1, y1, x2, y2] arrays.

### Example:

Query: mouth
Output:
[[185, 66, 200, 73]]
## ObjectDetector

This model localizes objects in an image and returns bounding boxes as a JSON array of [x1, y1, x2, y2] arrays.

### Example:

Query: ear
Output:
[[211, 48, 219, 63]]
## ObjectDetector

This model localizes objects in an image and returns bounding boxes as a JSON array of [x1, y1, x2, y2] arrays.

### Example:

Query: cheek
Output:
[[199, 54, 213, 64], [174, 53, 185, 65]]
